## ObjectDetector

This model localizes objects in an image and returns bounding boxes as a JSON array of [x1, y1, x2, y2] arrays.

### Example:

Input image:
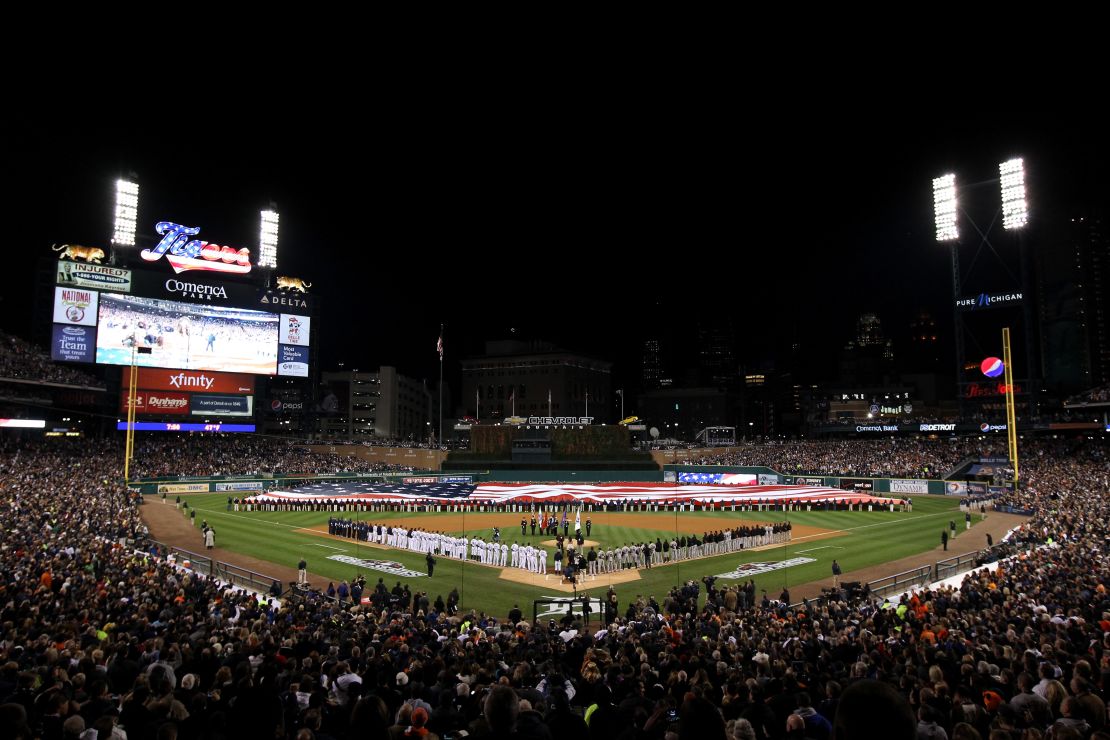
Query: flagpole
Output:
[[476, 387, 480, 421], [548, 389, 552, 418], [438, 323, 444, 448], [585, 390, 589, 419]]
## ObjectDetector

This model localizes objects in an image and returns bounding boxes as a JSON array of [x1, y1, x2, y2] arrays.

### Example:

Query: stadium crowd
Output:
[[1, 433, 1108, 739], [130, 436, 426, 478], [692, 438, 996, 479], [0, 331, 103, 387]]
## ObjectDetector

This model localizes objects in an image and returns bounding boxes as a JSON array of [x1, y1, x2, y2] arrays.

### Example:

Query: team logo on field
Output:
[[328, 554, 424, 578], [534, 596, 604, 620], [714, 557, 815, 580]]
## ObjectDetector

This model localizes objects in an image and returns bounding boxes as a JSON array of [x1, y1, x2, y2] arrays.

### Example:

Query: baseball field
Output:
[[151, 492, 977, 619]]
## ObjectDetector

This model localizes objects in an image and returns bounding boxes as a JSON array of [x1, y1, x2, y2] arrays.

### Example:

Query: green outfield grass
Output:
[[164, 494, 965, 618]]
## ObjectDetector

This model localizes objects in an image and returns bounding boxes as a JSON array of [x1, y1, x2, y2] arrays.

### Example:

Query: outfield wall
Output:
[[131, 466, 949, 495]]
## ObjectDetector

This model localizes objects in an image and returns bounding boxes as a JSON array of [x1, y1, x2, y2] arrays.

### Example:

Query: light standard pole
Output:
[[617, 389, 624, 420]]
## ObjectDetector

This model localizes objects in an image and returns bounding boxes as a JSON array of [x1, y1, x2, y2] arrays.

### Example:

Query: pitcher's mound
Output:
[[498, 566, 641, 592], [541, 539, 600, 549]]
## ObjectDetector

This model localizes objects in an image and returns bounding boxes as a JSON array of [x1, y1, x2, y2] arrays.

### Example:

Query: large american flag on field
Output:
[[247, 481, 898, 505]]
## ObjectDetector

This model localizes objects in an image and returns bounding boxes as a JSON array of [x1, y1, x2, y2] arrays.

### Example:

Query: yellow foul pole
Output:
[[1002, 327, 1018, 488]]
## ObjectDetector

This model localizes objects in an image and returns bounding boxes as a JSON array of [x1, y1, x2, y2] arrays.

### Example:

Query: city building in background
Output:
[[317, 367, 433, 442], [461, 339, 612, 423]]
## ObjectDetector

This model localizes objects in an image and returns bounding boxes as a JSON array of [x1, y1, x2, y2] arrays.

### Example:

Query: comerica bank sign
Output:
[[955, 292, 1023, 311]]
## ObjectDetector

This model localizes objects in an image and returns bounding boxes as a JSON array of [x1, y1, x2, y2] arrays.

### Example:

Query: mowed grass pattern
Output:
[[169, 494, 963, 618]]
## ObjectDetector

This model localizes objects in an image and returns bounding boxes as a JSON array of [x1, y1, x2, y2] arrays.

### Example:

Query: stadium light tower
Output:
[[1000, 158, 1028, 230], [933, 173, 958, 242], [259, 208, 280, 270], [934, 172, 964, 416], [112, 179, 140, 247]]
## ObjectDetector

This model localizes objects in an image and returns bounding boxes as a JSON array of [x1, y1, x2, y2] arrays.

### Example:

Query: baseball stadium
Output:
[[4, 141, 1109, 740]]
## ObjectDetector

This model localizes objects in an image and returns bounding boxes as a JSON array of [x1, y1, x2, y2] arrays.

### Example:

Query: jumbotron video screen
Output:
[[95, 293, 279, 374]]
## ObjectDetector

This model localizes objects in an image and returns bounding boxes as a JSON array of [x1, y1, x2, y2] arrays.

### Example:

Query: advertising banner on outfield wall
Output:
[[678, 472, 757, 485], [156, 483, 210, 493], [757, 474, 780, 485], [890, 479, 929, 494], [945, 481, 967, 496], [214, 482, 264, 491], [839, 478, 874, 491]]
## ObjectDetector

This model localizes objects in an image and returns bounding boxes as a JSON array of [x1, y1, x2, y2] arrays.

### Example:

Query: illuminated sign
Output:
[[527, 416, 594, 425], [0, 419, 46, 429], [141, 222, 252, 275], [259, 292, 308, 309], [120, 391, 190, 415], [980, 423, 1007, 432], [137, 368, 255, 394], [278, 345, 309, 377], [192, 394, 253, 417], [981, 357, 1004, 378], [919, 423, 956, 432], [856, 425, 899, 432], [966, 383, 1023, 398], [53, 287, 99, 326], [116, 422, 256, 432], [955, 292, 1023, 310], [164, 279, 228, 301], [51, 325, 96, 363], [57, 262, 131, 293], [279, 314, 310, 346]]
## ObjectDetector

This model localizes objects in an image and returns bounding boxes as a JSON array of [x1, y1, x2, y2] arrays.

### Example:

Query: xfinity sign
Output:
[[956, 292, 1023, 311], [168, 373, 216, 390]]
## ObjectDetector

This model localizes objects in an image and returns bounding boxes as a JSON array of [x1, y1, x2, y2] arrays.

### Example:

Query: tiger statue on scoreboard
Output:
[[276, 276, 312, 292], [53, 244, 106, 263]]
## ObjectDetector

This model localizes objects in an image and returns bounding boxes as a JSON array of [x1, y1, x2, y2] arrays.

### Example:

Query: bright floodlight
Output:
[[1000, 158, 1028, 230], [933, 173, 958, 241], [259, 209, 279, 269], [111, 179, 139, 246]]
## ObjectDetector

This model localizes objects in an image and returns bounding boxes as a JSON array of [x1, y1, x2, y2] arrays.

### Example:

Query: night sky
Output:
[[6, 113, 1108, 396]]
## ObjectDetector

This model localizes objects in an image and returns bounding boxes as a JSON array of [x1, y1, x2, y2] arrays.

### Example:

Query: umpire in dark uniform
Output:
[[426, 552, 436, 577]]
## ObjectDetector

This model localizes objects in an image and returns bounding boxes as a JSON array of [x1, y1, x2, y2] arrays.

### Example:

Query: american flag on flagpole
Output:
[[437, 335, 443, 359]]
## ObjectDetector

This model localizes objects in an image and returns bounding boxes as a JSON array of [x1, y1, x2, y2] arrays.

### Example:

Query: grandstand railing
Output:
[[152, 540, 281, 594], [933, 550, 982, 582], [866, 564, 933, 600]]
